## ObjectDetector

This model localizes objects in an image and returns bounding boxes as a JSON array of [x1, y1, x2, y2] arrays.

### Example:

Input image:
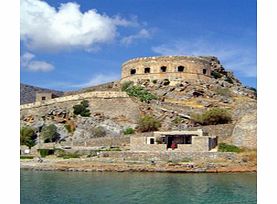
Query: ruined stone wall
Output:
[[121, 56, 212, 83]]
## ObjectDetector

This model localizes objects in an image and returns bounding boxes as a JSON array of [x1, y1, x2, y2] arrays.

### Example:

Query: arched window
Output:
[[203, 69, 207, 75], [160, 66, 167, 72], [144, 67, 150, 73], [130, 69, 136, 75], [177, 66, 185, 72]]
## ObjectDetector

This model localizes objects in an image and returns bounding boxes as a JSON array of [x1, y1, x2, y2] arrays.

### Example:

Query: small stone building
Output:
[[35, 92, 59, 102], [130, 129, 217, 152]]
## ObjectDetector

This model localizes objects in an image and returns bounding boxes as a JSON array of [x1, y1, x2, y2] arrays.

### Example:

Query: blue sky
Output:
[[20, 0, 257, 91]]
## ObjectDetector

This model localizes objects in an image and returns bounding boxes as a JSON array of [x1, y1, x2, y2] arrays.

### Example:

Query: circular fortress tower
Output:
[[121, 56, 212, 83]]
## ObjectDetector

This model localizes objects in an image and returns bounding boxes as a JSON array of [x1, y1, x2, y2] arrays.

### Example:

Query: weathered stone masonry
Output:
[[121, 56, 213, 83]]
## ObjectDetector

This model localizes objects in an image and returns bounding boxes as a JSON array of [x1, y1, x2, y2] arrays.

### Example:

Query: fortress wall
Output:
[[121, 56, 212, 83], [20, 91, 140, 123], [20, 91, 129, 110]]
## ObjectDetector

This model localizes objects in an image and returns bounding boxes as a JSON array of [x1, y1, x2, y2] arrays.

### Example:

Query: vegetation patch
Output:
[[218, 143, 242, 153], [138, 115, 161, 132], [192, 108, 232, 125], [20, 126, 37, 148], [64, 123, 75, 133], [211, 70, 222, 79], [123, 85, 157, 103], [73, 100, 91, 117], [215, 87, 231, 97], [56, 150, 81, 159], [40, 124, 59, 143], [224, 76, 234, 84], [38, 149, 55, 158], [121, 81, 134, 91], [20, 155, 34, 159], [90, 126, 106, 138], [123, 127, 135, 135]]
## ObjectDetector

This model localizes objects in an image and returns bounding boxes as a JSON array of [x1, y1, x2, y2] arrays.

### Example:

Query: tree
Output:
[[40, 124, 59, 143], [20, 126, 36, 148]]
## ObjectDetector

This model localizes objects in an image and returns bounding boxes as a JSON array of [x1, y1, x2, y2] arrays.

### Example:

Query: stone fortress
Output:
[[20, 55, 257, 155], [121, 56, 214, 84]]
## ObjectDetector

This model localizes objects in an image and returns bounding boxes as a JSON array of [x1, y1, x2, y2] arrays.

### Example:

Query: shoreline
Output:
[[20, 158, 256, 173]]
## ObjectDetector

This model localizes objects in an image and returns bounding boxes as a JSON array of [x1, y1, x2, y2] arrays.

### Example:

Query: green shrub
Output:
[[40, 124, 58, 143], [38, 149, 54, 158], [192, 108, 232, 125], [224, 76, 233, 84], [20, 126, 37, 148], [218, 143, 241, 153], [121, 81, 134, 91], [123, 127, 135, 135], [73, 100, 91, 117], [215, 87, 231, 97], [211, 71, 222, 79], [124, 85, 157, 103], [138, 115, 161, 132], [20, 155, 34, 159]]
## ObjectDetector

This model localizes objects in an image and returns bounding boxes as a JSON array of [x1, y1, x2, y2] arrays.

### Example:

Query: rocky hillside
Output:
[[20, 56, 257, 149], [20, 83, 63, 104]]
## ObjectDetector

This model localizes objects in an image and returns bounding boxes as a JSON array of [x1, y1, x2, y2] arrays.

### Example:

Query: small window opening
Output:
[[150, 138, 155, 144], [177, 66, 184, 72], [184, 135, 192, 144], [144, 67, 150, 73], [161, 66, 167, 72], [130, 69, 136, 75], [41, 96, 46, 101], [203, 69, 207, 75]]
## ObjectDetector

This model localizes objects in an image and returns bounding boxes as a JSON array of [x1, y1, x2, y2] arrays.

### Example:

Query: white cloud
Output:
[[72, 73, 120, 88], [21, 0, 135, 51], [121, 29, 151, 45], [152, 40, 257, 77], [21, 52, 54, 72]]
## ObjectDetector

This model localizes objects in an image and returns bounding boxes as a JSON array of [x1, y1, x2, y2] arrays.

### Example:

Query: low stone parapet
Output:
[[98, 151, 238, 162]]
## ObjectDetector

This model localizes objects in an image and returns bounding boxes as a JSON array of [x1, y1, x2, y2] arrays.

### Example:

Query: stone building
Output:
[[130, 129, 217, 152], [35, 92, 59, 102], [121, 56, 213, 84]]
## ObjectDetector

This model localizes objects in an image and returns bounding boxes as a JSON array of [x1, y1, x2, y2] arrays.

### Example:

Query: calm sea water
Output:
[[21, 170, 256, 204]]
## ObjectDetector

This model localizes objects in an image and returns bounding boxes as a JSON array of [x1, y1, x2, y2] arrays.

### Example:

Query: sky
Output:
[[20, 0, 257, 91]]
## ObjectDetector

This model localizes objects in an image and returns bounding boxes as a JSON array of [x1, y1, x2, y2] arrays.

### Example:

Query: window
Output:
[[130, 69, 136, 75], [160, 66, 167, 72], [150, 138, 155, 144], [203, 69, 207, 75], [144, 67, 150, 73], [184, 135, 192, 144], [177, 66, 184, 72], [41, 96, 46, 101]]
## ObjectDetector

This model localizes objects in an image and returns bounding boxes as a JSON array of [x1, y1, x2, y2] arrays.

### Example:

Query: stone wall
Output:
[[121, 56, 212, 83], [130, 136, 167, 151], [99, 151, 238, 162], [188, 124, 235, 144], [70, 136, 130, 147], [20, 91, 129, 110], [20, 91, 140, 123]]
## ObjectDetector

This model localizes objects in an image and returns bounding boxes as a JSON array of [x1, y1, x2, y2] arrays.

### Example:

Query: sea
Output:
[[21, 170, 256, 204]]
